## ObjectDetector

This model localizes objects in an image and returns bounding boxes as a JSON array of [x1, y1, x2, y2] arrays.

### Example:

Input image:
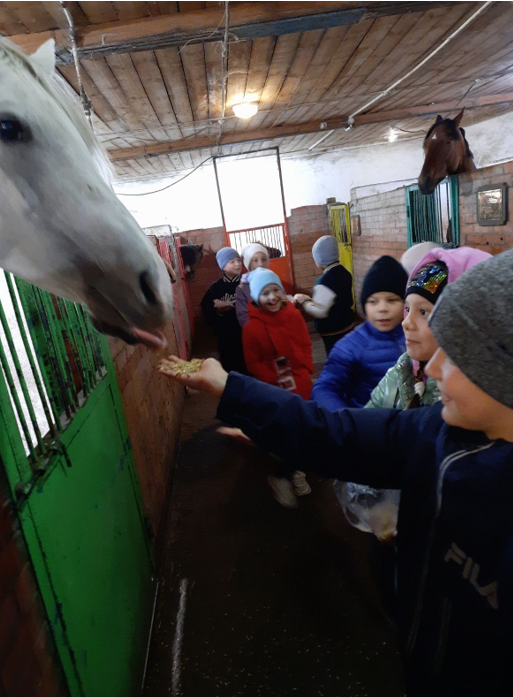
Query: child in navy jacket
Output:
[[311, 255, 407, 410], [160, 248, 512, 697]]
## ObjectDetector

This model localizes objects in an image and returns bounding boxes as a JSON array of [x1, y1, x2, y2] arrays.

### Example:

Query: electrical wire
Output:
[[59, 0, 93, 128], [217, 0, 230, 150], [116, 156, 212, 196], [178, 7, 227, 54]]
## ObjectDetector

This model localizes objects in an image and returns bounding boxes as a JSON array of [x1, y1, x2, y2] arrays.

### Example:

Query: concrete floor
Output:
[[143, 329, 405, 697]]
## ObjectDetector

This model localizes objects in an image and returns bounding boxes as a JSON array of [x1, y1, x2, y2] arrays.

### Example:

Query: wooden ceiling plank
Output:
[[416, 7, 513, 88], [288, 26, 350, 108], [255, 32, 301, 120], [106, 52, 168, 138], [322, 13, 404, 102], [178, 2, 206, 11], [340, 12, 422, 100], [179, 150, 194, 169], [131, 50, 181, 130], [204, 40, 223, 121], [76, 1, 118, 24], [58, 62, 126, 133], [155, 46, 196, 136], [411, 4, 512, 86], [234, 35, 276, 133], [362, 3, 473, 89], [82, 57, 146, 131], [270, 29, 325, 109], [180, 42, 209, 123], [304, 18, 375, 104], [146, 2, 178, 16], [0, 5, 28, 33], [40, 2, 89, 29], [112, 2, 150, 21], [4, 1, 58, 32], [126, 157, 149, 176], [224, 40, 252, 134]]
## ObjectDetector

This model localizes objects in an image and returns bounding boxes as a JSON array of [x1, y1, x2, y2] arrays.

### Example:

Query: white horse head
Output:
[[0, 38, 172, 349]]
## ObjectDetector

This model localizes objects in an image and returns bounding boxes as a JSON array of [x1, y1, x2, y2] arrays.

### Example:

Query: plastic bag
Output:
[[334, 481, 400, 542]]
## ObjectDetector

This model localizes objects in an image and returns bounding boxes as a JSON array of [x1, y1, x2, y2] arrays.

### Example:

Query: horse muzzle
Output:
[[84, 262, 172, 350]]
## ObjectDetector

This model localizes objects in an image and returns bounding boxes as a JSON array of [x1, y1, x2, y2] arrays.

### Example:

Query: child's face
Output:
[[224, 257, 242, 278], [365, 292, 404, 332], [402, 293, 438, 362], [259, 284, 286, 313], [249, 253, 268, 271], [426, 348, 513, 440]]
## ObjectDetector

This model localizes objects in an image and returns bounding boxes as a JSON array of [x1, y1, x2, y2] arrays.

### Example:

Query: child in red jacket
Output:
[[244, 268, 313, 506]]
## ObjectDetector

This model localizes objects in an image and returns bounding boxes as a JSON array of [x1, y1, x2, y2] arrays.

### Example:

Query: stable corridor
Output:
[[144, 331, 404, 697]]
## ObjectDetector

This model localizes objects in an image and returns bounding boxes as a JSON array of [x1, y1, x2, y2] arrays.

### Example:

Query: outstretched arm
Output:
[[159, 357, 440, 488]]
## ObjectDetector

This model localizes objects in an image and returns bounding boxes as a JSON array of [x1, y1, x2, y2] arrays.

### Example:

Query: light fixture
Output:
[[388, 128, 398, 143], [232, 102, 258, 119]]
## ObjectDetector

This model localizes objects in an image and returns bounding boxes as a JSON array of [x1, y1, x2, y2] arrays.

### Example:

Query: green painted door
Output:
[[0, 274, 155, 697]]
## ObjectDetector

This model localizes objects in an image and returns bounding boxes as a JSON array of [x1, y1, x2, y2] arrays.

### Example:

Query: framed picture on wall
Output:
[[476, 183, 508, 226], [350, 215, 361, 237]]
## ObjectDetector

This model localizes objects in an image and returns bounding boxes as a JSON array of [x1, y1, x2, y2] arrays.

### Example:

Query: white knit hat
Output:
[[242, 243, 269, 271]]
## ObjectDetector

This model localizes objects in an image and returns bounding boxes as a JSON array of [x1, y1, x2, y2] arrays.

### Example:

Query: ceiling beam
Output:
[[8, 1, 455, 59], [108, 92, 513, 161]]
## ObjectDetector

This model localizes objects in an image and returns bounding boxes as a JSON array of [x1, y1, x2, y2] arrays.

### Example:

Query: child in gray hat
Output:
[[161, 248, 513, 697], [294, 235, 355, 354]]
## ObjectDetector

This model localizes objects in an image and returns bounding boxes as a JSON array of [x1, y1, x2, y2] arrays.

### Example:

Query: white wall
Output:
[[116, 110, 513, 232]]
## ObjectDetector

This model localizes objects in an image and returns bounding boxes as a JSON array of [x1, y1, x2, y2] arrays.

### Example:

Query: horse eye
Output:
[[0, 118, 31, 143]]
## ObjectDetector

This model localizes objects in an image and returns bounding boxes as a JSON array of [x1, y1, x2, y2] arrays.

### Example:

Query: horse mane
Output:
[[0, 38, 111, 181], [425, 117, 474, 160]]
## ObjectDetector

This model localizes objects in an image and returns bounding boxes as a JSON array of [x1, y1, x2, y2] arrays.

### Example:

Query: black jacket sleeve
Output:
[[201, 284, 219, 331], [217, 372, 442, 489]]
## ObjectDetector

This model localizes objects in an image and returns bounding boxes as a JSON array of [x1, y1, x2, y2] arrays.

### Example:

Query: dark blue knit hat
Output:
[[360, 256, 408, 309]]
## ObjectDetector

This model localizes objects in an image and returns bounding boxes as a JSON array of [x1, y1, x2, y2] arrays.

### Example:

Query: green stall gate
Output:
[[405, 177, 460, 247], [0, 273, 155, 696]]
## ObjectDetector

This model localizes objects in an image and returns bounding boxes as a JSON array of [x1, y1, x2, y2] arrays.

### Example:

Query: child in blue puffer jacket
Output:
[[311, 255, 407, 410]]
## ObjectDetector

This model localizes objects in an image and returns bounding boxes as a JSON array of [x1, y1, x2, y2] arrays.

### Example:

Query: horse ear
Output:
[[197, 244, 204, 252], [30, 39, 56, 77], [454, 109, 465, 128], [436, 114, 443, 124]]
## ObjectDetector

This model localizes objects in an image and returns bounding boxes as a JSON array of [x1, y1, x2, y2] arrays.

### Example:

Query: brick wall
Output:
[[287, 205, 331, 294], [0, 477, 67, 697], [350, 187, 408, 310], [459, 162, 513, 253], [175, 227, 225, 319], [110, 234, 188, 549]]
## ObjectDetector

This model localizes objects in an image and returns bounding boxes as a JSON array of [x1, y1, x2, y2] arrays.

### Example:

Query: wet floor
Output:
[[143, 330, 405, 697]]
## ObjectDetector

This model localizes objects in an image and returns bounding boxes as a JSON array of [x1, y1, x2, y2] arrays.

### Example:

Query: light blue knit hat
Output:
[[312, 235, 339, 267], [249, 268, 285, 304], [216, 247, 240, 270]]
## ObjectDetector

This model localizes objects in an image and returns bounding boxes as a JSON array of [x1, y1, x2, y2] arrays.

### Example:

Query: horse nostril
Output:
[[139, 271, 158, 306]]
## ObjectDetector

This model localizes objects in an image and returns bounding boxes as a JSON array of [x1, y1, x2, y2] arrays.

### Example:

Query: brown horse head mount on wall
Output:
[[418, 109, 476, 195]]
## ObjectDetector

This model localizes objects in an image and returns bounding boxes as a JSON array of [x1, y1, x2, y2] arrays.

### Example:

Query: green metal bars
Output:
[[0, 271, 107, 481], [405, 177, 460, 247]]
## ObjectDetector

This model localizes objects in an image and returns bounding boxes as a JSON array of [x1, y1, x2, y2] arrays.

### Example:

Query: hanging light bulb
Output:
[[232, 102, 258, 119]]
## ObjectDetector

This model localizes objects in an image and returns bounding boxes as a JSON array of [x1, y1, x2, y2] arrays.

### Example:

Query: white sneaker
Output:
[[268, 477, 298, 508], [292, 471, 311, 496]]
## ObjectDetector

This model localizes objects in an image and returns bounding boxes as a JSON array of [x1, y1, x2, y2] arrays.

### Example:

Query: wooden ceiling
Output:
[[2, 1, 513, 181]]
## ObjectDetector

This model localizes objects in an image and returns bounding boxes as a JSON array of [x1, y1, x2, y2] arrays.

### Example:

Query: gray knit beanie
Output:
[[312, 236, 339, 267], [216, 247, 240, 270], [429, 249, 513, 408]]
